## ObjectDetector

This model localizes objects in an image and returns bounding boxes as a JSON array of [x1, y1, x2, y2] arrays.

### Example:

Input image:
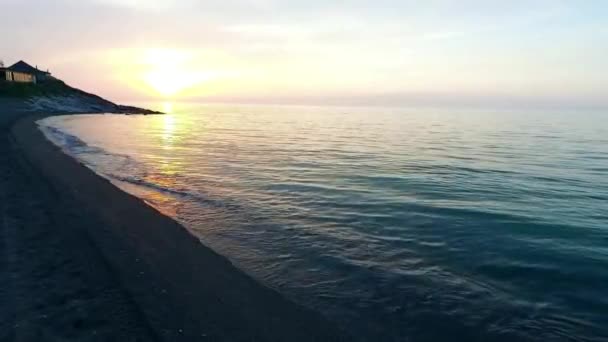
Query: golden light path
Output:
[[161, 113, 176, 147]]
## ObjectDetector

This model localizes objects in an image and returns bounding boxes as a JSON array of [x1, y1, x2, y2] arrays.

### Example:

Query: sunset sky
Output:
[[2, 0, 607, 107]]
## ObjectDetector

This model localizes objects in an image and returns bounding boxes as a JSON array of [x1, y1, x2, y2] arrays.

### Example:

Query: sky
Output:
[[1, 0, 607, 108]]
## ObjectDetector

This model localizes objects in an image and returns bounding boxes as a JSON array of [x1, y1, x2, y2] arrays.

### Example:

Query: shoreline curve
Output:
[[9, 113, 348, 341]]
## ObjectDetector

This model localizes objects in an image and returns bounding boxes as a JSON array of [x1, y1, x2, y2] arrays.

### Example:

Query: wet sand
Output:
[[1, 105, 347, 341]]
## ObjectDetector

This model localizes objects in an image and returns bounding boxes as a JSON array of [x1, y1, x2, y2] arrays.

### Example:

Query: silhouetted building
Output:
[[1, 66, 36, 83], [10, 60, 53, 82]]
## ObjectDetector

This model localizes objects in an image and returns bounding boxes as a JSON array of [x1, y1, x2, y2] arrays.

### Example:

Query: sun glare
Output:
[[162, 102, 173, 113], [141, 49, 213, 97]]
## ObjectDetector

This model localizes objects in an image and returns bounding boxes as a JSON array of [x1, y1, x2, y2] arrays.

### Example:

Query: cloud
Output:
[[1, 0, 606, 106]]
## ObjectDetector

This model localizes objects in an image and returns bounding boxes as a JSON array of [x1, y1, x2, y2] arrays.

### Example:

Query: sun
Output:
[[144, 69, 199, 96], [141, 49, 212, 97]]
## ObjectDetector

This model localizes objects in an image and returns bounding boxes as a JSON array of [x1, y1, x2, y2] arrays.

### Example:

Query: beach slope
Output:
[[1, 106, 346, 341]]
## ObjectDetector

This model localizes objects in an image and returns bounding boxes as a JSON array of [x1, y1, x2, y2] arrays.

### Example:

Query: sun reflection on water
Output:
[[161, 114, 176, 147]]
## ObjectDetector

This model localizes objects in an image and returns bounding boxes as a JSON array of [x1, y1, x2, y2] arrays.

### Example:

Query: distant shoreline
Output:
[[1, 95, 347, 340]]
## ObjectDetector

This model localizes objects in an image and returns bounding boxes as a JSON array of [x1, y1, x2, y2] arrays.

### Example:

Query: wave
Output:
[[38, 119, 241, 212], [106, 173, 236, 210], [39, 124, 97, 154], [38, 120, 144, 184]]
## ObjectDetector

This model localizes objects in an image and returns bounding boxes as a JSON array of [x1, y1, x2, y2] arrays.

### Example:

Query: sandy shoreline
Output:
[[2, 109, 347, 341]]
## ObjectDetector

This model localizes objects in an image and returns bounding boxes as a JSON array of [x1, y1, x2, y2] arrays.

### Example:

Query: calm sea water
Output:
[[39, 104, 608, 341]]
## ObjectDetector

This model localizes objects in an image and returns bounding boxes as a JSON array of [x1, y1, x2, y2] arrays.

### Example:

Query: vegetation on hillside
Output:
[[0, 80, 79, 98], [0, 79, 162, 114]]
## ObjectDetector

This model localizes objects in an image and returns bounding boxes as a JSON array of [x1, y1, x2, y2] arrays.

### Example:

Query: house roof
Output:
[[8, 60, 50, 75]]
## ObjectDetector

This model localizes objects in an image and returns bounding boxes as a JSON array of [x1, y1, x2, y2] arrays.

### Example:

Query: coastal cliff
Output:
[[0, 80, 161, 114]]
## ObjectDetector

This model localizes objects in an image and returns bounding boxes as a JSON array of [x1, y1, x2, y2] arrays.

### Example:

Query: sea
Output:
[[38, 103, 608, 341]]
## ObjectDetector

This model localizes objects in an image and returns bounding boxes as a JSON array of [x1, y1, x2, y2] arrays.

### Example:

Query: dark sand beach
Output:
[[0, 99, 347, 341]]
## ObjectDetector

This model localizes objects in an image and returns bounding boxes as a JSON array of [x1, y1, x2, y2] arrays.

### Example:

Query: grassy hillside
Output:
[[0, 79, 161, 114], [0, 80, 79, 98]]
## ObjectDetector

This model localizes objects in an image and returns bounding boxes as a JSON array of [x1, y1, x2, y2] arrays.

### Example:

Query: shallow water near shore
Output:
[[39, 104, 608, 341]]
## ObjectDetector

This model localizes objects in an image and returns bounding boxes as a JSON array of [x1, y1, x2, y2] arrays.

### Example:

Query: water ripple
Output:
[[38, 106, 608, 341]]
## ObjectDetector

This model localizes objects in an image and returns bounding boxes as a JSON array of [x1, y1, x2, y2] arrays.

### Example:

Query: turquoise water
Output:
[[39, 104, 608, 341]]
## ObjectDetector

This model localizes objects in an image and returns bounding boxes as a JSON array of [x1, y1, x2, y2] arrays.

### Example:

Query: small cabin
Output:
[[2, 68, 36, 83], [1, 66, 36, 83], [0, 60, 53, 84]]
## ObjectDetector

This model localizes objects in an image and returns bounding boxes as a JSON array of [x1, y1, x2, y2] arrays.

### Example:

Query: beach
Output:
[[0, 100, 347, 341], [27, 104, 608, 341]]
